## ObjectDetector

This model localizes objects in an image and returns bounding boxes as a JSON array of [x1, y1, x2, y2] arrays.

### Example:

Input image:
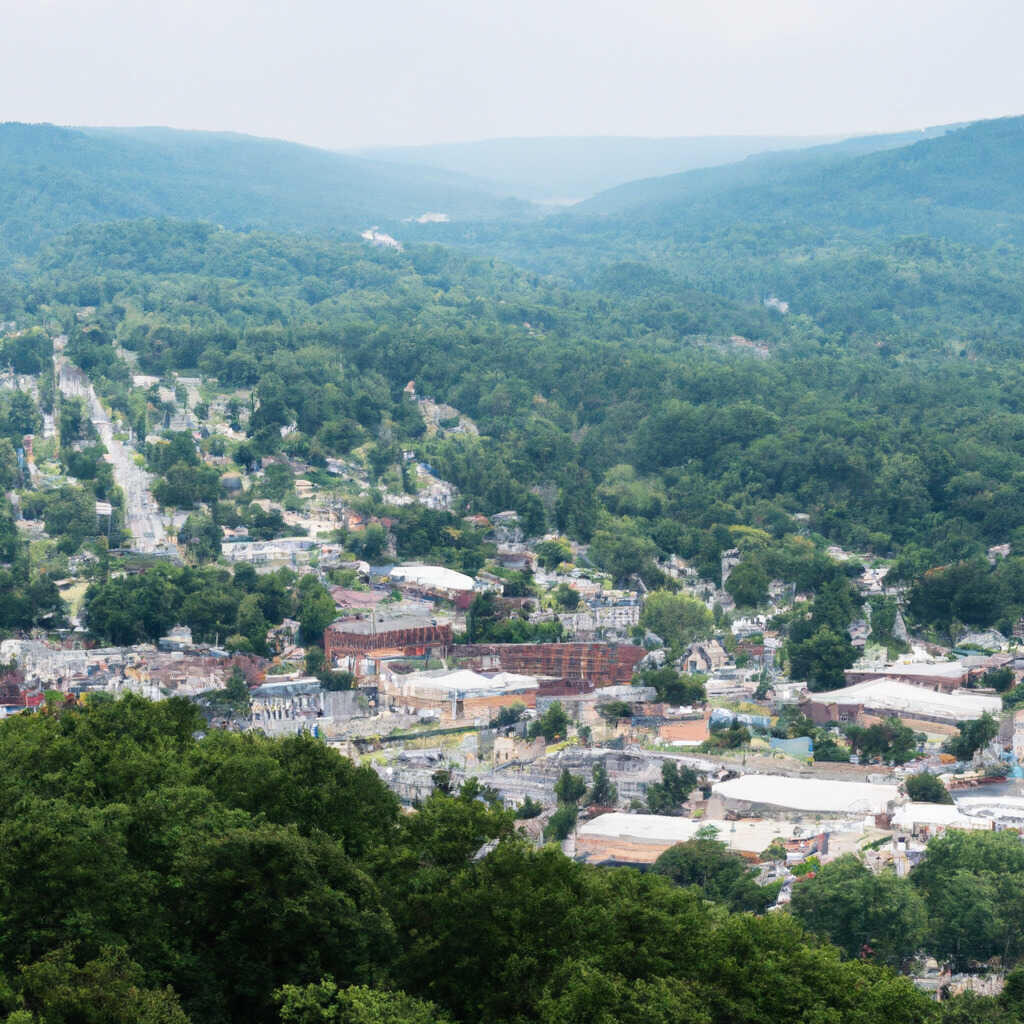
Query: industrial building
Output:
[[324, 613, 453, 669], [576, 812, 837, 865], [712, 774, 900, 816], [802, 678, 1001, 734], [249, 679, 372, 736], [953, 795, 1024, 829], [453, 642, 645, 686], [389, 564, 477, 603], [534, 684, 658, 726], [377, 667, 539, 722], [889, 802, 992, 839], [843, 661, 972, 692]]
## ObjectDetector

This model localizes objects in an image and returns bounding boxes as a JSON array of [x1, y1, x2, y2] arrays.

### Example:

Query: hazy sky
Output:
[[2, 0, 1022, 148]]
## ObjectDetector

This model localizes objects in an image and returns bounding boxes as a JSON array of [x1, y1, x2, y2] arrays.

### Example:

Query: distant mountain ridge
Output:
[[0, 123, 532, 260], [571, 118, 1024, 249], [402, 115, 1024, 366], [354, 134, 843, 202], [574, 123, 961, 216], [5, 116, 1023, 276]]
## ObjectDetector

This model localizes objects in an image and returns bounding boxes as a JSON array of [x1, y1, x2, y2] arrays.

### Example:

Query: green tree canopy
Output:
[[640, 591, 714, 649], [789, 855, 928, 965], [942, 712, 999, 762], [724, 559, 769, 607], [905, 773, 953, 804], [528, 702, 569, 743], [652, 837, 780, 913], [277, 981, 453, 1024]]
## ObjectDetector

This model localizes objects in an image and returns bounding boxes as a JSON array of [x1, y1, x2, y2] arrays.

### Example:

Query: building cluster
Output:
[[0, 636, 262, 709]]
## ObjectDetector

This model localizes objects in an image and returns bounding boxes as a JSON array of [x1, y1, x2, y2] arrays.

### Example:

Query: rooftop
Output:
[[330, 587, 386, 609], [250, 678, 322, 698], [578, 812, 856, 858], [594, 685, 656, 702], [953, 795, 1024, 821], [865, 662, 969, 680], [328, 613, 446, 636], [390, 564, 475, 592], [389, 668, 539, 696], [713, 774, 900, 814], [891, 802, 990, 831], [809, 678, 1001, 721]]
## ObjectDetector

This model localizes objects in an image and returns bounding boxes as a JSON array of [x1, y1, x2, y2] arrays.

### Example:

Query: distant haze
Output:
[[2, 0, 1023, 149], [352, 136, 845, 202]]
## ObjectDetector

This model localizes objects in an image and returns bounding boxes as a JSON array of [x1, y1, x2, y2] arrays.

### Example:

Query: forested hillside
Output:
[[0, 123, 531, 263], [10, 216, 1024, 640], [575, 122, 956, 215], [574, 116, 1022, 240], [415, 117, 1024, 361], [6, 116, 1024, 639]]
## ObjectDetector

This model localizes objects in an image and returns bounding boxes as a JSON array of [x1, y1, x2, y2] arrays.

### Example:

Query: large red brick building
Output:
[[324, 614, 453, 666], [453, 642, 645, 687]]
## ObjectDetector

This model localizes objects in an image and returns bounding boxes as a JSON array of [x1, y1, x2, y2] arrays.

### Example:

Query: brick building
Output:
[[324, 613, 453, 667], [453, 642, 645, 686]]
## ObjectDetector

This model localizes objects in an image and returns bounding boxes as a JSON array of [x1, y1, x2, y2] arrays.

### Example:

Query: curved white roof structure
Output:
[[388, 668, 538, 699], [713, 774, 899, 815], [809, 678, 1000, 723], [578, 813, 835, 856], [891, 802, 990, 832], [390, 564, 475, 592], [954, 795, 1024, 824]]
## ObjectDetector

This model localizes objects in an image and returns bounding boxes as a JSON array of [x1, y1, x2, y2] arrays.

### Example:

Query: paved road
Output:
[[57, 358, 174, 555]]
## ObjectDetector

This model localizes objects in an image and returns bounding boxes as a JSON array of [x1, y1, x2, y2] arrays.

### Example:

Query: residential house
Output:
[[682, 639, 729, 674]]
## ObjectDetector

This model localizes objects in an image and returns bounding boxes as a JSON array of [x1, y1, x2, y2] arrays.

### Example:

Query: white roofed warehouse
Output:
[[576, 812, 849, 865], [890, 802, 992, 839], [712, 775, 900, 816], [801, 678, 1001, 736], [389, 564, 476, 600], [843, 661, 971, 692]]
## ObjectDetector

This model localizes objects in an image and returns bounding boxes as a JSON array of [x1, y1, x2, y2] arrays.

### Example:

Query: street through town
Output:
[[55, 342, 173, 554]]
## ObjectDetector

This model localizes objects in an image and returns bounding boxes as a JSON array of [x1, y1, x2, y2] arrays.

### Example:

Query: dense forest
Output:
[[0, 696, 1017, 1024], [11, 200, 1024, 638]]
